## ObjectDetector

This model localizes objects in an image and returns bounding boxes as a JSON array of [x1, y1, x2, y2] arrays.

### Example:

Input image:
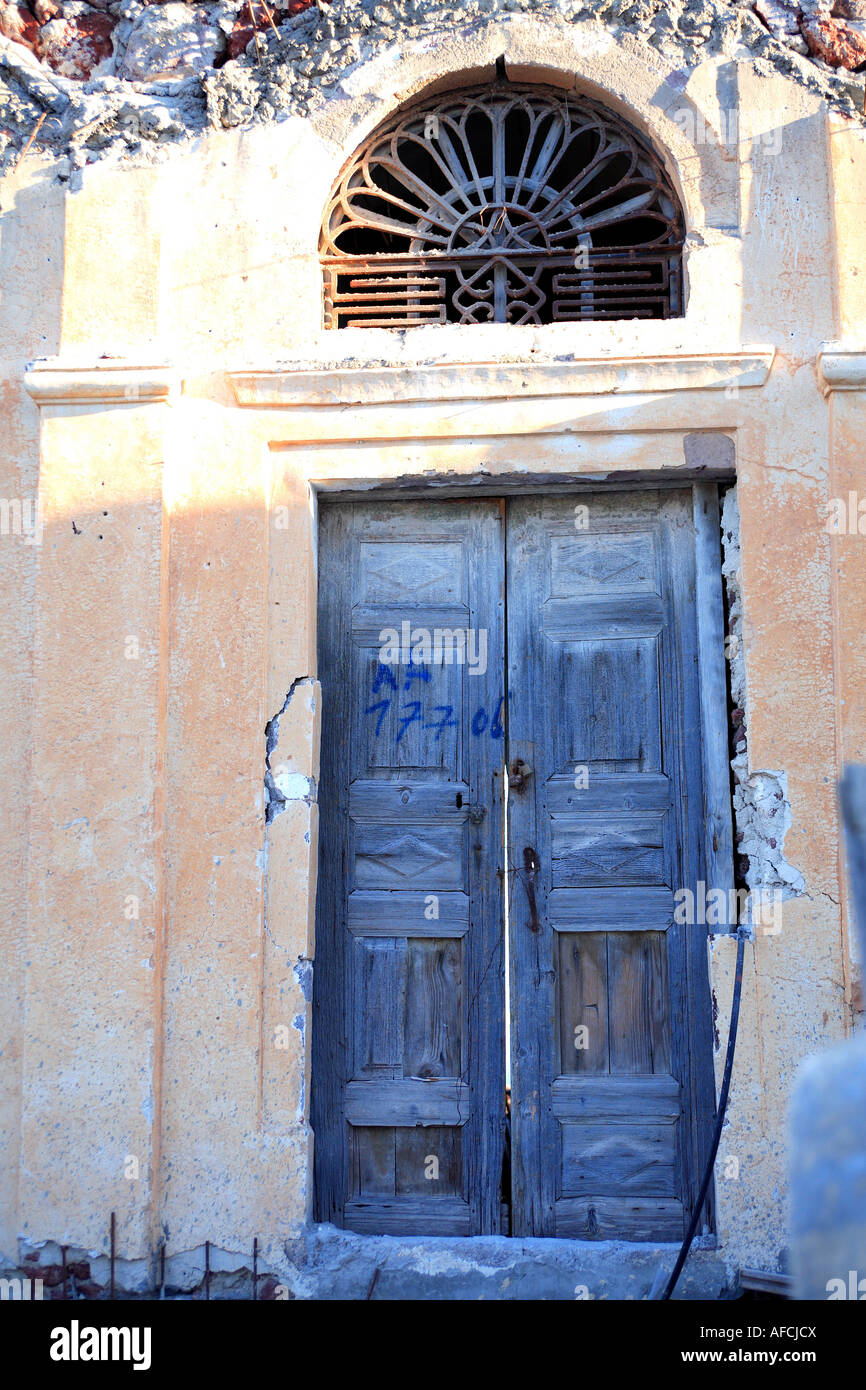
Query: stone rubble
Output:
[[36, 11, 115, 77], [118, 1, 226, 80], [802, 12, 866, 62], [0, 0, 864, 169]]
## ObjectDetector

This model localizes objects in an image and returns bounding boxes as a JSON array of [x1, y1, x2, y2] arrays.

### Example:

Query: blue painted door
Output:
[[312, 500, 506, 1235], [506, 490, 717, 1240], [313, 490, 720, 1239]]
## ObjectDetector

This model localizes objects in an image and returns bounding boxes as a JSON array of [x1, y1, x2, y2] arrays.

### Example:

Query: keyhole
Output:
[[455, 792, 463, 808]]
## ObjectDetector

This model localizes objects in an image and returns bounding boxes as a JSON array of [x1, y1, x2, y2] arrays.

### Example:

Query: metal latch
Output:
[[522, 845, 541, 932], [508, 759, 533, 794]]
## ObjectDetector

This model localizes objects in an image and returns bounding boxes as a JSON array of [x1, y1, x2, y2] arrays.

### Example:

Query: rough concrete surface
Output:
[[0, 1228, 734, 1299], [280, 1226, 734, 1300], [1, 0, 866, 169]]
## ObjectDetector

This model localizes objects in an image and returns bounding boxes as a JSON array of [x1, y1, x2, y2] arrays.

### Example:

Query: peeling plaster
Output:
[[292, 956, 313, 1002], [263, 675, 317, 824], [733, 766, 806, 899], [4, 1238, 286, 1298], [721, 487, 806, 935]]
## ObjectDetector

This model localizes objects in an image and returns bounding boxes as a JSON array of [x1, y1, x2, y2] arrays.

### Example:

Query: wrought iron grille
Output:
[[321, 83, 684, 329]]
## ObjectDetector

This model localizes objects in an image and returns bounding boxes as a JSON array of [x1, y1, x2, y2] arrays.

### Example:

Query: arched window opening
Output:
[[321, 83, 685, 329]]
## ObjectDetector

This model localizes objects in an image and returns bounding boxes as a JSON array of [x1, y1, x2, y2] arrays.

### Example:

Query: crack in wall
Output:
[[264, 675, 317, 824]]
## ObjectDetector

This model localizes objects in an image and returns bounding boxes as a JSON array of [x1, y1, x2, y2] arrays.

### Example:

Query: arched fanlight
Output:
[[321, 83, 684, 328]]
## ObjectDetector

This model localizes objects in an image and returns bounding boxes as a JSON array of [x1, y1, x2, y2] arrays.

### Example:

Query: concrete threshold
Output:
[[286, 1225, 734, 1301]]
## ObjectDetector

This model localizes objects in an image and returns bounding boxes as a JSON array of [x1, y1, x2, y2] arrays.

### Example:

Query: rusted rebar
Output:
[[247, 0, 264, 64], [259, 0, 281, 42], [14, 111, 46, 169]]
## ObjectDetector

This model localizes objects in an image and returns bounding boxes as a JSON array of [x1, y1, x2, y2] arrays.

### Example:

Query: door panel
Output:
[[314, 489, 720, 1241], [312, 500, 506, 1235], [506, 490, 717, 1240]]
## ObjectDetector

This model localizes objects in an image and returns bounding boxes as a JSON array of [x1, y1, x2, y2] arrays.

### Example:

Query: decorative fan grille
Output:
[[321, 83, 684, 329]]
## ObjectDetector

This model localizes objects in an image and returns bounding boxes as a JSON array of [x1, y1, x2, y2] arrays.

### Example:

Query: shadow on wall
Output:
[[790, 765, 866, 1301], [0, 156, 65, 1279]]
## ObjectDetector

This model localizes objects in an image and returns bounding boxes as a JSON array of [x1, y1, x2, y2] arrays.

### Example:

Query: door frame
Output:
[[309, 475, 734, 1239]]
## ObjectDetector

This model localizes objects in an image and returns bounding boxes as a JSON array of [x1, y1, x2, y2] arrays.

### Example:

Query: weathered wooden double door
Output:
[[312, 490, 718, 1240]]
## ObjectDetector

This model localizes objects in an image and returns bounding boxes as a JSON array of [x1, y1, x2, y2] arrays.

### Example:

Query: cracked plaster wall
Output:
[[722, 486, 807, 917]]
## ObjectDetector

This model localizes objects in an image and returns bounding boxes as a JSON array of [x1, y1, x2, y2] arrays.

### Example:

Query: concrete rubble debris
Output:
[[0, 0, 865, 168], [119, 2, 225, 81]]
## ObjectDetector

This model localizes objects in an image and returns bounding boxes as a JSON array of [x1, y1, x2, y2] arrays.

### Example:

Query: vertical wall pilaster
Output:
[[21, 362, 174, 1269]]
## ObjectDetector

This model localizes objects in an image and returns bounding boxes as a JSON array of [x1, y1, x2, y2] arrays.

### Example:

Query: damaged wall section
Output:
[[721, 485, 806, 933], [0, 1237, 291, 1299], [2, 0, 866, 169], [264, 674, 319, 822], [261, 673, 320, 1164]]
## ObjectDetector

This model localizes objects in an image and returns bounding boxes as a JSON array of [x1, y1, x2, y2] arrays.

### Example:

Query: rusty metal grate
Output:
[[321, 83, 684, 329]]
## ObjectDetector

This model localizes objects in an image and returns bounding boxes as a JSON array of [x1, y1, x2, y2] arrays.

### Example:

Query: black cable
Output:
[[660, 926, 747, 1301]]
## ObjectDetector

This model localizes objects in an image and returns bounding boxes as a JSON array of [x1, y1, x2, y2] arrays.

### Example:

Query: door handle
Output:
[[522, 845, 541, 932]]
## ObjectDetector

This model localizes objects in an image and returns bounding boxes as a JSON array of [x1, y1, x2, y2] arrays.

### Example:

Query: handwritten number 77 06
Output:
[[365, 662, 504, 743]]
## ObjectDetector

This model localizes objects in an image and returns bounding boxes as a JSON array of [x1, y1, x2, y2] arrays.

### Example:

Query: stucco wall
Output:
[[1, 12, 865, 1294]]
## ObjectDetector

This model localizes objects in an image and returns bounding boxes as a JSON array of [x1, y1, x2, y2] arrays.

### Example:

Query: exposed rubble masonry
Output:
[[1, 0, 866, 170], [721, 486, 807, 935]]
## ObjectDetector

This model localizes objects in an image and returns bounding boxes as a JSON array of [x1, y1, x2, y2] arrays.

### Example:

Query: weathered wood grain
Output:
[[561, 1122, 676, 1196], [403, 938, 463, 1079], [552, 1074, 681, 1120], [607, 931, 671, 1074], [313, 499, 505, 1234], [352, 936, 406, 1078], [344, 1079, 470, 1126], [344, 1197, 472, 1236], [555, 1196, 685, 1241], [507, 489, 721, 1240], [558, 932, 609, 1075]]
